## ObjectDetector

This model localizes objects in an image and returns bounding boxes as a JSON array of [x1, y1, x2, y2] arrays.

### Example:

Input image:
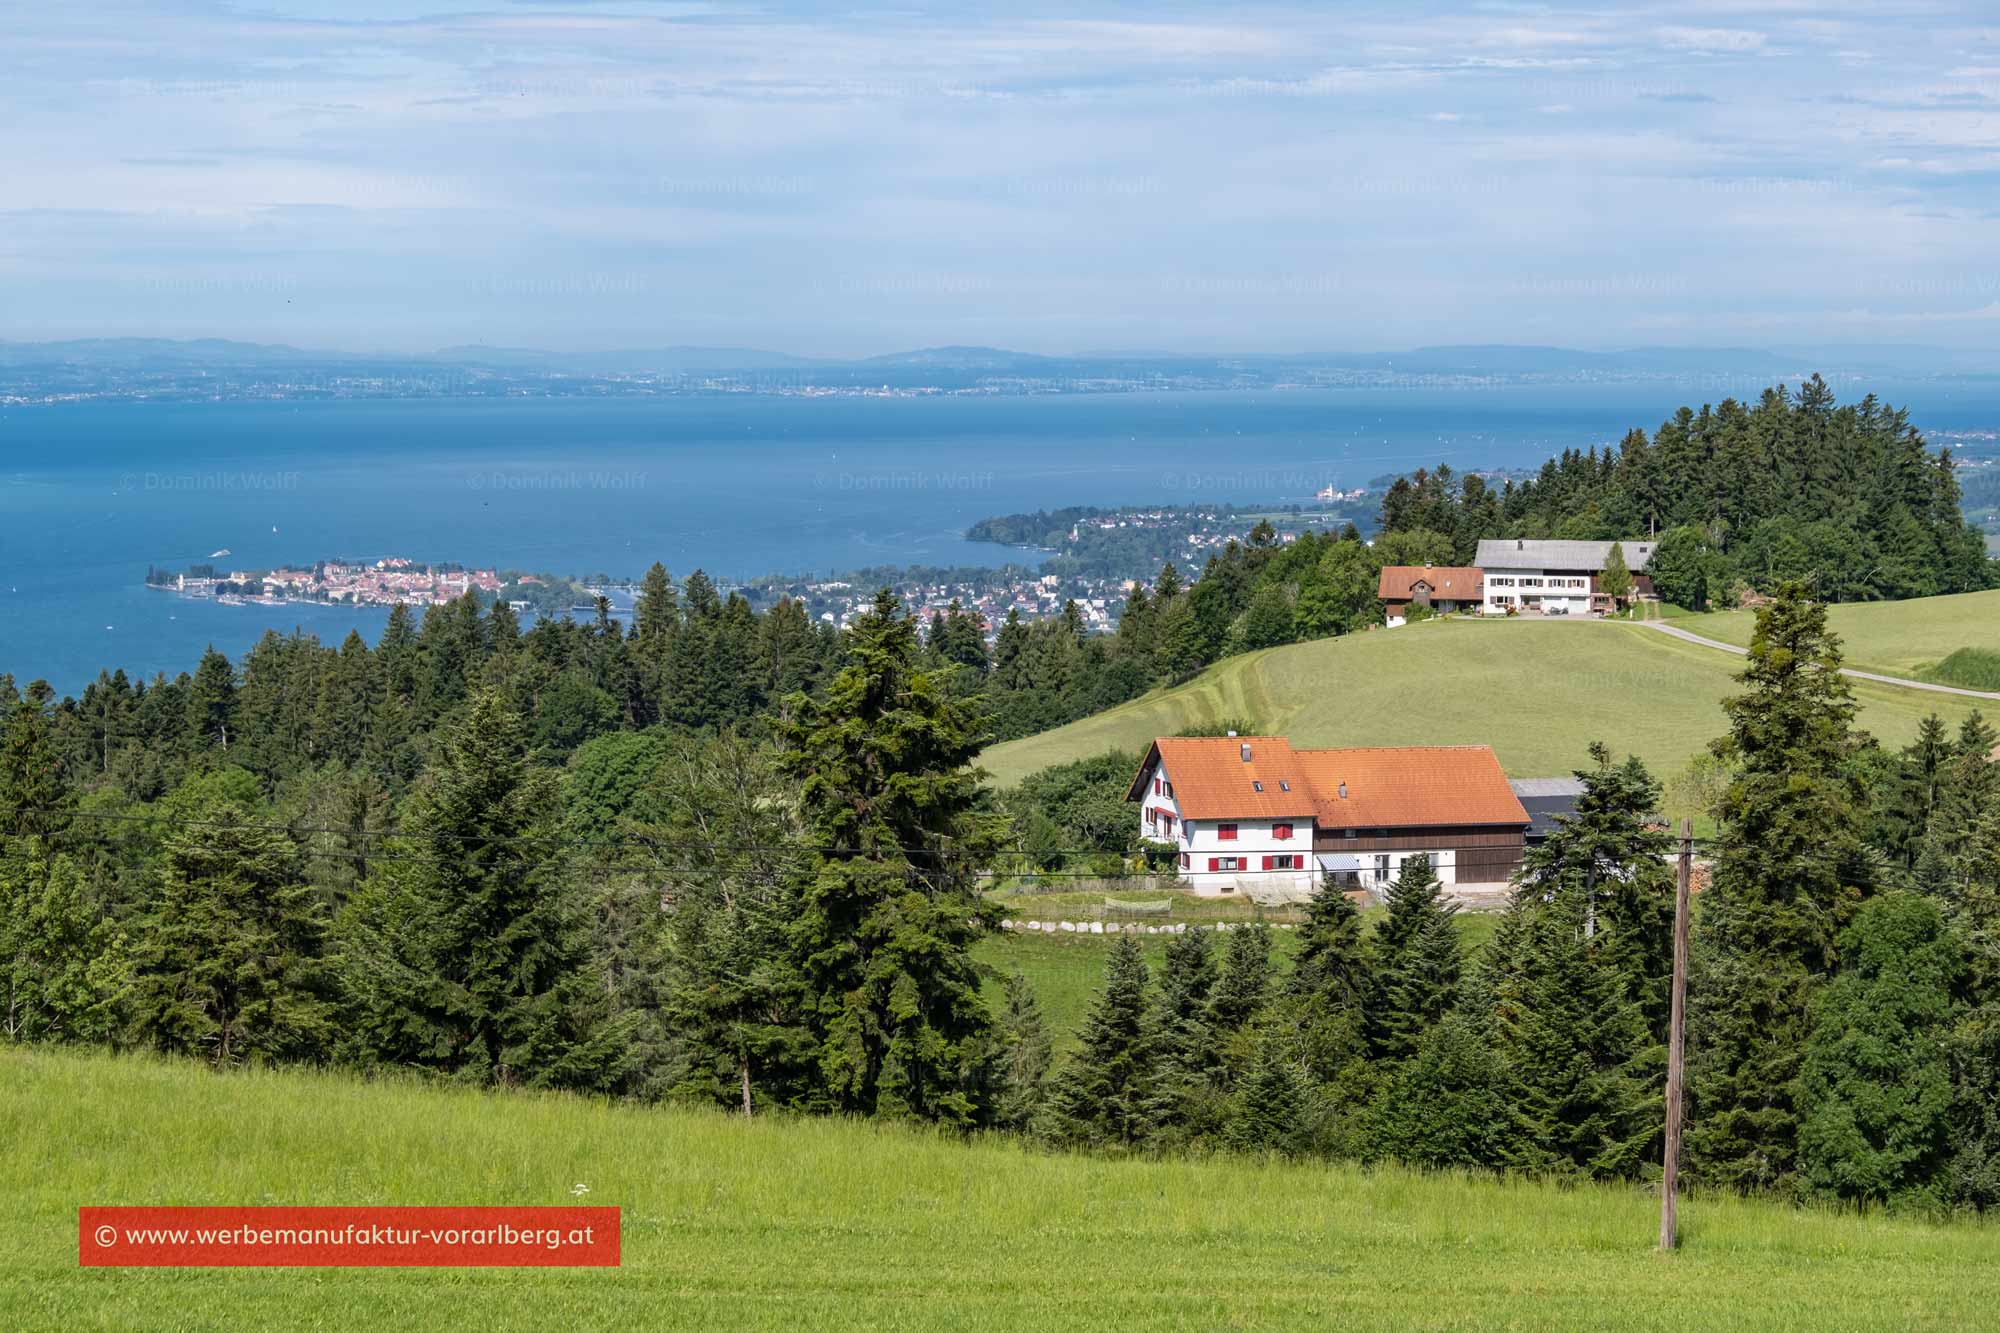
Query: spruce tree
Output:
[[336, 691, 630, 1090], [775, 589, 999, 1124], [184, 646, 236, 752], [1366, 855, 1461, 1061], [1226, 1029, 1309, 1155], [1209, 923, 1273, 1037], [1688, 583, 1870, 1193], [1279, 873, 1373, 1132], [131, 790, 333, 1066], [1365, 1008, 1508, 1169], [995, 972, 1053, 1130], [1148, 927, 1225, 1140], [1040, 935, 1157, 1149], [1490, 889, 1658, 1178], [1514, 744, 1675, 1035], [1879, 715, 1953, 872]]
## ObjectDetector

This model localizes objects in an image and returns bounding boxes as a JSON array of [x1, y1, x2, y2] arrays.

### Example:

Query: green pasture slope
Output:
[[6, 1048, 1997, 1329], [1673, 589, 2000, 680], [980, 616, 1997, 791]]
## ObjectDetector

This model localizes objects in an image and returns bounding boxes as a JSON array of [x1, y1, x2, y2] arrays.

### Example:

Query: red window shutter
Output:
[[1154, 778, 1161, 795], [1261, 855, 1273, 870], [1180, 853, 1189, 870], [1274, 823, 1291, 840], [1207, 857, 1220, 872], [1219, 823, 1237, 841]]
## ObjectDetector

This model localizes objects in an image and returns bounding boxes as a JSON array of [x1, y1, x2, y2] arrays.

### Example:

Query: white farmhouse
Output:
[[1475, 538, 1657, 617], [1127, 735, 1531, 902]]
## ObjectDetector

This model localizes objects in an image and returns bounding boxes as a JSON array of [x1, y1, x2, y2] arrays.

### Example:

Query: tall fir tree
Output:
[[1147, 927, 1225, 1141], [1039, 934, 1157, 1149], [1225, 1028, 1310, 1156], [336, 691, 630, 1090], [994, 971, 1053, 1131], [775, 589, 1000, 1124], [130, 790, 333, 1066], [1688, 583, 1870, 1193], [1209, 923, 1274, 1037], [1488, 888, 1659, 1179], [1365, 855, 1462, 1061]]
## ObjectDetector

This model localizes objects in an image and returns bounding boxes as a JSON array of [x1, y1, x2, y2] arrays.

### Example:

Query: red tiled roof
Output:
[[1125, 737, 1318, 819], [1292, 746, 1527, 829], [1128, 737, 1526, 830], [1376, 565, 1483, 601]]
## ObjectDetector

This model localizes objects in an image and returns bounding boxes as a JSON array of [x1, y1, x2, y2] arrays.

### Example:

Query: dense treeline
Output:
[[1379, 377, 1996, 607], [6, 580, 2000, 1212]]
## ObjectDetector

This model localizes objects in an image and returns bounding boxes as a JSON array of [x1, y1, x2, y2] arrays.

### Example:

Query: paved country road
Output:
[[1639, 620, 2000, 702]]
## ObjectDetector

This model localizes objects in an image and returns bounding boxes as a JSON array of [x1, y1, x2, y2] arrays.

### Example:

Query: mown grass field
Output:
[[1674, 588, 2000, 680], [980, 615, 1997, 793], [8, 1047, 1999, 1330]]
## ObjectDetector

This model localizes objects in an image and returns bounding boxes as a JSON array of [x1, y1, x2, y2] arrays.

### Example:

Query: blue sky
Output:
[[6, 1, 1999, 355]]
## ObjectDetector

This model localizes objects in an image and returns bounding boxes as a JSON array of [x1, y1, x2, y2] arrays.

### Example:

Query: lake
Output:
[[4, 380, 1998, 693]]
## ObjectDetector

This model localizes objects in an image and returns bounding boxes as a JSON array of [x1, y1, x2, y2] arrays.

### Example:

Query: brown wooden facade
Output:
[[1312, 823, 1526, 882]]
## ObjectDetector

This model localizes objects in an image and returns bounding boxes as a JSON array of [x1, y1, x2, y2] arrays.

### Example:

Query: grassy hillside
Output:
[[1673, 589, 2000, 679], [7, 1048, 1998, 1329], [981, 617, 1996, 791]]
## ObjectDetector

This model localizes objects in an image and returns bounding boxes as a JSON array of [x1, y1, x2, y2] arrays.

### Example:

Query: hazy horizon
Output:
[[8, 3, 2000, 357]]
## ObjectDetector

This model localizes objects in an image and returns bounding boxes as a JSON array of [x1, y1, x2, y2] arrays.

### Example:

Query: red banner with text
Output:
[[79, 1206, 620, 1267]]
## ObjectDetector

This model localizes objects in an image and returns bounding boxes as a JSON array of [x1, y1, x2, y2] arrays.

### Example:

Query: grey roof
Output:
[[1509, 777, 1588, 798], [1475, 538, 1656, 572]]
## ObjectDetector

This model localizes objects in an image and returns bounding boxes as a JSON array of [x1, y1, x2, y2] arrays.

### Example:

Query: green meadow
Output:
[[1673, 588, 2000, 680], [6, 1046, 1997, 1330], [979, 613, 1999, 793]]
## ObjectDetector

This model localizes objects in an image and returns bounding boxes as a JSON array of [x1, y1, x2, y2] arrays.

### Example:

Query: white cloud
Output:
[[1656, 26, 1770, 53]]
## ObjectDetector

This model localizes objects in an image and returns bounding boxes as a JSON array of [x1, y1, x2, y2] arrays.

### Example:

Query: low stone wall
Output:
[[999, 918, 1296, 935]]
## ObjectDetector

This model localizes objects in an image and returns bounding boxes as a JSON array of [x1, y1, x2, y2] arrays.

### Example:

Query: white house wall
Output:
[[1480, 566, 1593, 616], [1135, 757, 1316, 899]]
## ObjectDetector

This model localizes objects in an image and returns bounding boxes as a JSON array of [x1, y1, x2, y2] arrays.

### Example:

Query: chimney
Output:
[[1516, 538, 1524, 550], [1226, 730, 1237, 738], [1240, 743, 1252, 763], [1338, 782, 1348, 799]]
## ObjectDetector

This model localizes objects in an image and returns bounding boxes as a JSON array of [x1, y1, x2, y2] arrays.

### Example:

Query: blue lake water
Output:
[[4, 381, 1998, 693]]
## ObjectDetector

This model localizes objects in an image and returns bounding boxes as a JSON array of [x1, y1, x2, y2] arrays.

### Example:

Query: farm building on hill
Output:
[[1377, 565, 1484, 626], [1475, 538, 1657, 617], [1127, 735, 1530, 901]]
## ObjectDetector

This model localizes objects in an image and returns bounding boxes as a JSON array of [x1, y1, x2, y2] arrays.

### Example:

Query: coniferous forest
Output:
[[4, 381, 2000, 1216], [1378, 376, 1995, 608]]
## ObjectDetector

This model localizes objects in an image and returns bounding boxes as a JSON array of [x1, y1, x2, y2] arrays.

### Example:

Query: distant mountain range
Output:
[[0, 337, 1992, 403]]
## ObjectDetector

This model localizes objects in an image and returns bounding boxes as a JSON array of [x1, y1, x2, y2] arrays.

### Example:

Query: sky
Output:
[[4, 1, 1999, 356]]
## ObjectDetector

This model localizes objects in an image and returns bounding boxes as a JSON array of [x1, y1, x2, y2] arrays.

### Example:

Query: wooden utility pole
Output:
[[1660, 818, 1694, 1251]]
